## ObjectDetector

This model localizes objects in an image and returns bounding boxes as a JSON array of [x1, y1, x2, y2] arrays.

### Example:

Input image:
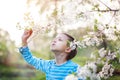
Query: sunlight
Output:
[[0, 0, 27, 45]]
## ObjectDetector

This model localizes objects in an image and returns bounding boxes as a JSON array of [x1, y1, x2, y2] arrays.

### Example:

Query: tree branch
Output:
[[98, 0, 112, 10], [93, 9, 120, 12], [97, 0, 120, 12]]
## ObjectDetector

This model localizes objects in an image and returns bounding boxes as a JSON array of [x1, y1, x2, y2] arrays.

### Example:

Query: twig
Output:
[[98, 0, 112, 10], [97, 0, 120, 12], [107, 11, 117, 25], [93, 9, 120, 12]]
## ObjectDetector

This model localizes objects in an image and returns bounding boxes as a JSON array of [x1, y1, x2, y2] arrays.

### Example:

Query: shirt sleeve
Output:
[[19, 46, 49, 73]]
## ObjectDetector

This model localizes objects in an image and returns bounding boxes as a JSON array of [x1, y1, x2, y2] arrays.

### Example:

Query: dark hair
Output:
[[63, 33, 77, 60]]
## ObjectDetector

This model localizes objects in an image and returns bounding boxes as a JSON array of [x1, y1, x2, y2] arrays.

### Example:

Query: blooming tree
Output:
[[16, 0, 120, 80]]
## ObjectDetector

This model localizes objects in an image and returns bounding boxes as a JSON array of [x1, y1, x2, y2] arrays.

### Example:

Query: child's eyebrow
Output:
[[56, 37, 62, 39], [56, 35, 68, 40], [55, 36, 65, 40]]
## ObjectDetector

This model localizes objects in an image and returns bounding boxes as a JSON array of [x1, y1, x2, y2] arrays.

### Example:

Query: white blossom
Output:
[[77, 65, 91, 79], [98, 48, 107, 58], [104, 28, 117, 41], [70, 40, 88, 50], [90, 73, 101, 80], [90, 53, 96, 59], [119, 58, 120, 63], [82, 35, 101, 47], [106, 50, 116, 61], [77, 62, 97, 79], [65, 74, 78, 80], [70, 40, 78, 50], [109, 68, 114, 76], [98, 63, 114, 79]]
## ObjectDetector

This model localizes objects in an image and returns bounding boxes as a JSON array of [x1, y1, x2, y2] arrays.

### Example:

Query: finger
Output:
[[29, 29, 33, 35]]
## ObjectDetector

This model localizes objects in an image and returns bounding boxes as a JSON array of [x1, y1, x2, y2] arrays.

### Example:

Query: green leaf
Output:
[[94, 19, 98, 24], [94, 25, 98, 32], [94, 4, 99, 8], [52, 9, 58, 17]]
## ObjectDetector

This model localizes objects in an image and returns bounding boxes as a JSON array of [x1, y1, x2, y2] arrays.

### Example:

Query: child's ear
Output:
[[65, 47, 71, 53]]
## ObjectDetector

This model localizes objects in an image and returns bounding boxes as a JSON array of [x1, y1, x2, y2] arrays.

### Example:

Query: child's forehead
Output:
[[55, 33, 68, 39]]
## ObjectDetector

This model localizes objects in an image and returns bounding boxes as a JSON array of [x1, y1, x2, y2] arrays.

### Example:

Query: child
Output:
[[19, 29, 83, 80]]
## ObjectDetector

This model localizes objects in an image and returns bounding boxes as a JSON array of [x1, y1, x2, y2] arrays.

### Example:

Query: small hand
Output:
[[22, 28, 33, 46]]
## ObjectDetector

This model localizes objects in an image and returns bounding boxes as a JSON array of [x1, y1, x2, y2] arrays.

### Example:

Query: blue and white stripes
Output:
[[19, 46, 79, 80]]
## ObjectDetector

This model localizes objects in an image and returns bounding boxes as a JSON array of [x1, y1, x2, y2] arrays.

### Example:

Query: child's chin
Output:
[[50, 48, 58, 52], [50, 48, 56, 51], [50, 46, 56, 50]]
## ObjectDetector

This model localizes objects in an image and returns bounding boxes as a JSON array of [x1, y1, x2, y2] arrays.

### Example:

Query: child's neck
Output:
[[54, 52, 67, 65]]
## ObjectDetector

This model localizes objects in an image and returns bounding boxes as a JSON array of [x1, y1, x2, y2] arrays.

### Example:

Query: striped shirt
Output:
[[19, 46, 83, 80]]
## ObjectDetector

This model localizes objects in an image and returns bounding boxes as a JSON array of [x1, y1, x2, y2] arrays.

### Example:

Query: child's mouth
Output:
[[52, 43, 55, 45]]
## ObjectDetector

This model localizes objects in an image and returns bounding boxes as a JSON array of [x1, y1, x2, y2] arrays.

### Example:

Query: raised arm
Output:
[[19, 28, 49, 73]]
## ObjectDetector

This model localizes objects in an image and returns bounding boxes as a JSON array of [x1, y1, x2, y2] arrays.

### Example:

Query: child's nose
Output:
[[53, 40, 56, 43], [53, 39, 57, 43]]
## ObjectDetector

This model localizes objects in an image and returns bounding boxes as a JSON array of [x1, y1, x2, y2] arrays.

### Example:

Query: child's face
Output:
[[50, 33, 69, 53]]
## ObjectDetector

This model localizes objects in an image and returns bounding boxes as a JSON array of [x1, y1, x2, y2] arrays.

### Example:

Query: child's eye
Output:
[[58, 38, 62, 41]]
